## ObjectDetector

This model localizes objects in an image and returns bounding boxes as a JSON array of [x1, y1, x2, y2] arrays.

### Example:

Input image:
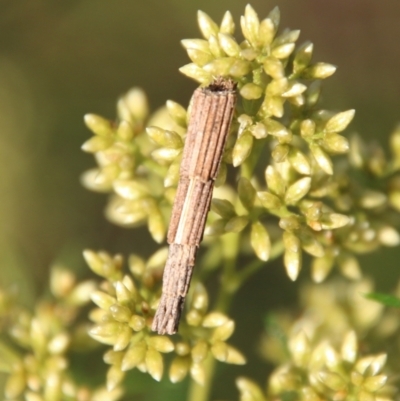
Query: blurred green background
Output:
[[1, 0, 400, 399]]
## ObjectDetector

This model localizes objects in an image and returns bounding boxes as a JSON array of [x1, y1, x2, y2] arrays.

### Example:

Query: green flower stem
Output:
[[188, 232, 240, 401], [236, 240, 285, 284], [241, 138, 268, 179], [187, 353, 216, 401]]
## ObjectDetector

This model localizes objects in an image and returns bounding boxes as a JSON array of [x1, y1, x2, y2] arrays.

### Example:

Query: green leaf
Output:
[[364, 292, 400, 308]]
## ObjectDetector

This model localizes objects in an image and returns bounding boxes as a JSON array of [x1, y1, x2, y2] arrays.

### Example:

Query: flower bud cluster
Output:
[[0, 268, 123, 401], [237, 279, 398, 401], [84, 250, 245, 389], [81, 89, 188, 244]]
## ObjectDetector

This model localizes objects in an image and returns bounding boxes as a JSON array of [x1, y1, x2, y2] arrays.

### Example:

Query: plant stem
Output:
[[186, 353, 216, 401], [187, 232, 240, 401]]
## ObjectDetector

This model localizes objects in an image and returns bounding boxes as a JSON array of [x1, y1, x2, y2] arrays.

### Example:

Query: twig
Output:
[[152, 77, 237, 334]]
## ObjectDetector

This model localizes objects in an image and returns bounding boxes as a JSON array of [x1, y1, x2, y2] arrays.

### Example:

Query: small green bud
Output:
[[225, 216, 249, 233], [181, 39, 210, 53], [191, 282, 209, 312], [202, 312, 229, 328], [179, 63, 211, 84], [304, 62, 337, 79], [197, 10, 219, 39], [204, 218, 227, 236], [359, 190, 386, 209], [175, 342, 190, 356], [151, 147, 181, 164], [240, 48, 258, 61], [281, 82, 307, 98], [324, 109, 355, 133], [266, 77, 289, 96], [268, 6, 281, 29], [113, 180, 149, 200], [110, 304, 132, 323], [166, 100, 187, 128], [81, 136, 113, 153], [321, 213, 350, 229], [263, 56, 284, 79], [129, 315, 146, 332], [187, 48, 213, 66], [318, 371, 346, 391], [250, 221, 271, 261], [115, 281, 134, 306], [236, 377, 264, 399], [322, 133, 349, 153], [89, 322, 123, 345], [191, 340, 209, 363], [240, 83, 263, 100], [208, 34, 224, 58], [259, 18, 275, 46], [301, 235, 324, 257], [288, 331, 310, 368], [265, 165, 285, 197], [311, 254, 334, 283], [274, 29, 300, 46], [220, 11, 235, 35], [186, 309, 203, 326], [261, 95, 284, 118], [107, 365, 125, 392], [284, 248, 302, 281], [121, 341, 146, 371], [211, 341, 228, 362], [338, 254, 361, 280], [169, 356, 190, 383], [240, 4, 260, 46], [238, 177, 256, 210], [48, 332, 70, 355], [147, 208, 166, 244], [164, 158, 181, 188], [146, 247, 169, 269], [310, 144, 333, 175], [91, 291, 116, 310], [145, 348, 163, 381], [116, 120, 134, 141], [250, 122, 268, 139], [84, 114, 113, 137], [264, 118, 291, 139], [288, 147, 311, 175], [300, 119, 316, 138], [50, 266, 75, 298], [272, 144, 289, 162], [203, 57, 235, 76], [211, 320, 235, 342], [147, 336, 174, 353], [364, 375, 388, 392], [285, 177, 311, 204], [146, 127, 183, 148], [114, 326, 132, 351], [190, 363, 205, 385], [293, 41, 313, 74], [117, 88, 149, 122], [225, 345, 246, 365], [341, 331, 358, 363], [229, 59, 251, 77], [218, 33, 240, 56], [378, 226, 400, 247], [271, 43, 295, 59], [211, 198, 235, 218], [283, 232, 301, 252], [232, 131, 253, 166], [257, 191, 281, 210]]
